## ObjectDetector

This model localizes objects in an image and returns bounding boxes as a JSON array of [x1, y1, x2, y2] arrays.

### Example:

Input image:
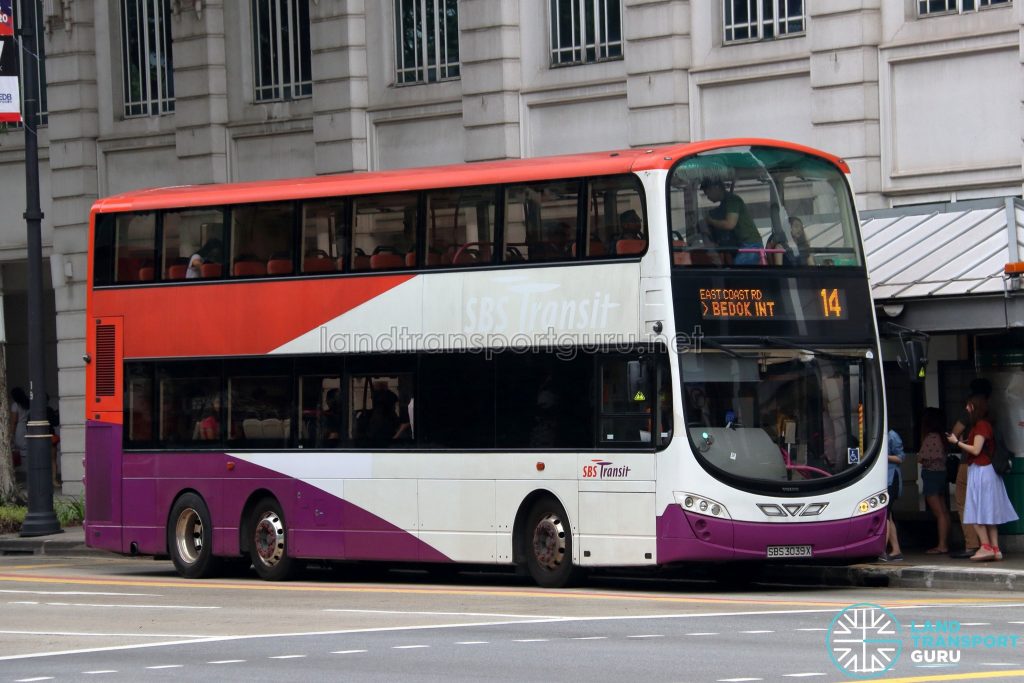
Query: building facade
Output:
[[0, 0, 1022, 495]]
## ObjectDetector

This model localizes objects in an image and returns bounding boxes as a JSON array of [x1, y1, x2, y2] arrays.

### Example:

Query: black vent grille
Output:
[[95, 324, 116, 397]]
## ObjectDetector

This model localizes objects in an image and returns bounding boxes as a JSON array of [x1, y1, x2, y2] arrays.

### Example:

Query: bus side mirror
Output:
[[902, 339, 927, 383]]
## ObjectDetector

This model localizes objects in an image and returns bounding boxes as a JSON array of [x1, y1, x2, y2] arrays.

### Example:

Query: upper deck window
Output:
[[549, 0, 623, 67], [425, 187, 498, 267], [120, 0, 175, 117], [252, 0, 312, 102], [586, 175, 646, 257], [918, 0, 1010, 16], [230, 202, 295, 277], [351, 193, 418, 271], [723, 1, 804, 44], [162, 208, 226, 280], [395, 0, 460, 85], [94, 212, 157, 286], [669, 146, 863, 269], [504, 180, 582, 263]]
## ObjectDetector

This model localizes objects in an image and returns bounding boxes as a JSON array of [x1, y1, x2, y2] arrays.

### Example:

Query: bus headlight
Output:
[[854, 491, 889, 516], [675, 492, 731, 520]]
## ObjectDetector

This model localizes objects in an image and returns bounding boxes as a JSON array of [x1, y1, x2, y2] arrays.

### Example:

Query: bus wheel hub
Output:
[[253, 512, 285, 566], [532, 514, 566, 569]]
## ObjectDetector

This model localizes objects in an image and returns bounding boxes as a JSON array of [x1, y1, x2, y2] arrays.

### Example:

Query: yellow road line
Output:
[[864, 669, 1024, 682], [0, 563, 76, 571], [0, 573, 1019, 608]]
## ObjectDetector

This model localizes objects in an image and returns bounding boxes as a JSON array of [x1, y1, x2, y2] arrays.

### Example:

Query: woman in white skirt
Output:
[[947, 394, 1018, 561]]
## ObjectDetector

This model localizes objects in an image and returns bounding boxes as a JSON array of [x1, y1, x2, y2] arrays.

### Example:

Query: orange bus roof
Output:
[[91, 138, 849, 213]]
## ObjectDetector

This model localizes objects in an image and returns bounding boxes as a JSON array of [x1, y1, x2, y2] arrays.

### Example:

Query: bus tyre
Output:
[[525, 497, 580, 588], [168, 493, 220, 579], [248, 497, 294, 581]]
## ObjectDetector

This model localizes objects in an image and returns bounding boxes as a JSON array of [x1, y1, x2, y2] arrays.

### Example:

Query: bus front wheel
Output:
[[248, 497, 295, 581], [524, 497, 580, 588], [167, 493, 219, 579]]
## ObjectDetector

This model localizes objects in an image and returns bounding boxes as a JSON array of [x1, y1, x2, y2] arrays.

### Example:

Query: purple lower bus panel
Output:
[[656, 504, 887, 563]]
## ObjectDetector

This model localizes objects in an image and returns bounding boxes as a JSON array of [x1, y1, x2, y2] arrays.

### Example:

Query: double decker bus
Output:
[[85, 139, 887, 586]]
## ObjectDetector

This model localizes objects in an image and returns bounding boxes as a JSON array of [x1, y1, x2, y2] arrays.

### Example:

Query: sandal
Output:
[[970, 545, 996, 562], [993, 546, 1003, 561], [925, 547, 948, 554]]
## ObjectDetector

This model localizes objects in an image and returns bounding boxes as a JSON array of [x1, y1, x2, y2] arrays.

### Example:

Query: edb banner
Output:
[[0, 0, 21, 123]]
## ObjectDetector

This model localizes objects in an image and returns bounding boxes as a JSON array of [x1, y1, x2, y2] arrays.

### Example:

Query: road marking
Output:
[[979, 663, 1017, 666], [959, 622, 990, 626], [82, 671, 118, 675], [269, 654, 306, 659], [627, 634, 663, 639], [739, 630, 774, 634], [686, 632, 718, 636], [456, 641, 488, 645], [331, 649, 367, 654], [14, 678, 53, 682], [571, 636, 607, 640], [39, 601, 218, 610], [208, 659, 245, 664], [0, 630, 209, 638], [782, 675, 825, 678], [718, 678, 762, 682], [0, 589, 157, 597], [513, 639, 548, 642], [866, 670, 1024, 682], [796, 628, 827, 631], [323, 608, 561, 619], [393, 645, 429, 649], [146, 665, 183, 669]]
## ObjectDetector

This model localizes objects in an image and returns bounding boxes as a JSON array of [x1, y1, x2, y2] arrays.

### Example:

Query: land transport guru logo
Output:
[[826, 603, 1022, 677], [827, 603, 902, 677]]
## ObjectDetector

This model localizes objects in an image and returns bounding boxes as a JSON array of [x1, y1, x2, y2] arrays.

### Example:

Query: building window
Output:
[[394, 0, 460, 85], [120, 0, 174, 117], [723, 0, 805, 44], [549, 0, 623, 66], [918, 0, 1010, 15], [11, 0, 48, 126], [252, 0, 312, 102]]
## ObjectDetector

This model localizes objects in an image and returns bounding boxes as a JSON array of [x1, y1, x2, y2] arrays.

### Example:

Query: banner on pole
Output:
[[0, 0, 21, 124]]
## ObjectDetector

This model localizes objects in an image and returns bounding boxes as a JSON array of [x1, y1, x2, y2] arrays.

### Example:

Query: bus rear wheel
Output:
[[248, 497, 295, 581], [524, 497, 580, 588], [168, 493, 219, 579]]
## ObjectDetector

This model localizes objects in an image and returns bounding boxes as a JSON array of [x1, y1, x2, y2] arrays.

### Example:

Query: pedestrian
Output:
[[946, 394, 1018, 561], [918, 407, 950, 554], [9, 387, 29, 473], [948, 378, 991, 557], [879, 428, 905, 562]]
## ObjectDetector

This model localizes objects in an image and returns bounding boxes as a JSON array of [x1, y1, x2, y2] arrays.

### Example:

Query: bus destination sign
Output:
[[699, 286, 847, 321]]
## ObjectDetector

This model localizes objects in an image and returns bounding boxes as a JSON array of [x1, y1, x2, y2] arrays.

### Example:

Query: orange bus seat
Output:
[[615, 238, 646, 255], [232, 261, 265, 276], [370, 253, 404, 269], [302, 256, 335, 273], [672, 240, 691, 266], [405, 252, 417, 267], [352, 253, 371, 270], [201, 262, 223, 278], [138, 266, 155, 281], [167, 264, 188, 280], [267, 258, 293, 275]]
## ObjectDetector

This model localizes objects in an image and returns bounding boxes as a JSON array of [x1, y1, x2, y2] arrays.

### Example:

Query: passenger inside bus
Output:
[[698, 178, 763, 265]]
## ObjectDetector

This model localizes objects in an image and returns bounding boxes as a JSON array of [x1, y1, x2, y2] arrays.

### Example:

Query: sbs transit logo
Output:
[[827, 603, 903, 677], [581, 459, 631, 479]]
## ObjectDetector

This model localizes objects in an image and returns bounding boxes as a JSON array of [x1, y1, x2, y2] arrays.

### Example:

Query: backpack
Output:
[[992, 429, 1015, 477]]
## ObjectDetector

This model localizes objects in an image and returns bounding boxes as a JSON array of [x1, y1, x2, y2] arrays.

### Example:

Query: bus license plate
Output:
[[766, 545, 813, 558]]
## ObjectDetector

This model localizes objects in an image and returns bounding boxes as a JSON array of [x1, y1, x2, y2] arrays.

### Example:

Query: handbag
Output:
[[946, 453, 961, 484]]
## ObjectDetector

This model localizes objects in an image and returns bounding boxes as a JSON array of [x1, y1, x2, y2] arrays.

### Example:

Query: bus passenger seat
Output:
[[672, 239, 691, 266], [405, 252, 417, 267], [615, 238, 646, 255], [587, 240, 607, 257], [302, 256, 335, 273], [200, 262, 223, 278], [267, 258, 293, 275], [352, 250, 371, 271], [167, 264, 188, 280], [233, 260, 266, 276], [138, 265, 155, 281], [370, 253, 404, 269]]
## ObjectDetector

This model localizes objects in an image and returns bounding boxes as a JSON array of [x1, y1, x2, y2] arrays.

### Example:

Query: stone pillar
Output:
[[311, 0, 369, 174], [170, 1, 228, 184], [459, 0, 521, 161], [808, 2, 883, 208], [43, 0, 100, 495], [624, 0, 690, 148]]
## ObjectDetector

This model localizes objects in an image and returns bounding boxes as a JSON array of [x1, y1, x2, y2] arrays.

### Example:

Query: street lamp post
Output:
[[18, 0, 61, 537]]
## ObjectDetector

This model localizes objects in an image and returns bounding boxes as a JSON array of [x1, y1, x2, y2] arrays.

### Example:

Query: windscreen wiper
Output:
[[694, 337, 743, 359]]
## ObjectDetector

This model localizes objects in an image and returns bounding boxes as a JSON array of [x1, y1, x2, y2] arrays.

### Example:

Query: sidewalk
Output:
[[2, 526, 1023, 591]]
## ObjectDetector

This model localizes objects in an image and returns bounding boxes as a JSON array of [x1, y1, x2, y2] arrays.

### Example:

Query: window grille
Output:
[[394, 0, 460, 85], [723, 0, 804, 44], [252, 0, 312, 102], [120, 0, 174, 117], [918, 0, 1010, 15], [10, 0, 48, 126], [549, 0, 622, 66]]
